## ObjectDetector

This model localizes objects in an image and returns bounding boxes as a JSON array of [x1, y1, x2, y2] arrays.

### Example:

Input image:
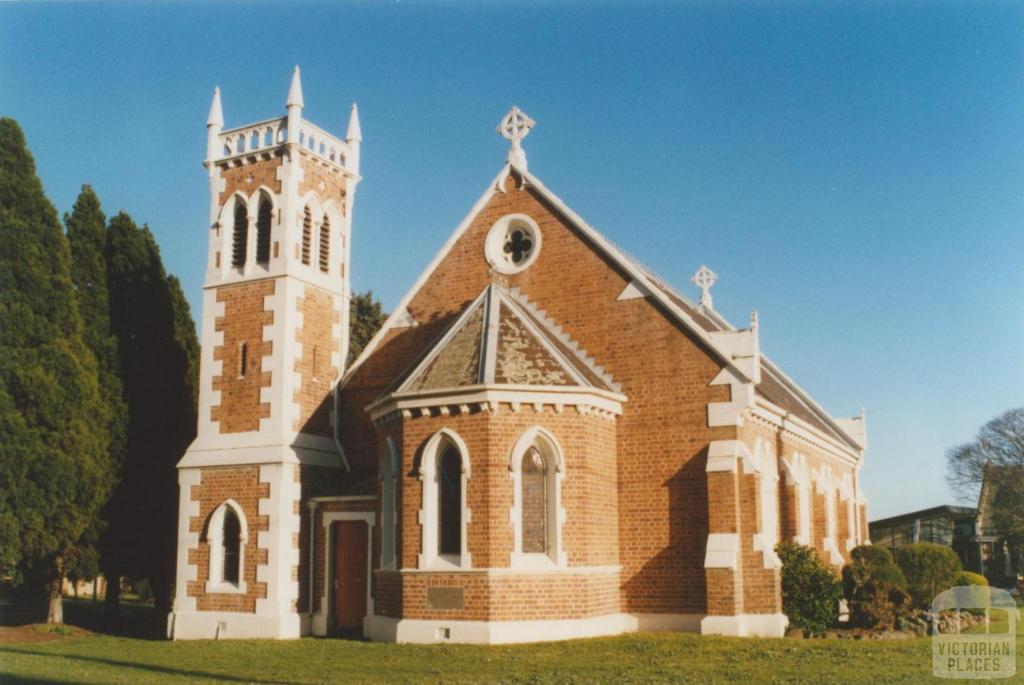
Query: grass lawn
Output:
[[1, 601, 1021, 684]]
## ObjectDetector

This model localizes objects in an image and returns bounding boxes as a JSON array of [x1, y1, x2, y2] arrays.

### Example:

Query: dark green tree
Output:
[[777, 542, 843, 637], [348, 290, 386, 365], [99, 213, 198, 630], [0, 118, 112, 623], [65, 185, 128, 593]]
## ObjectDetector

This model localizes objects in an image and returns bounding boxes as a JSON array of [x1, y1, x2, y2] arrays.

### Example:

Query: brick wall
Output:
[[211, 280, 275, 433], [293, 286, 340, 436], [186, 466, 270, 612], [299, 155, 348, 210], [342, 173, 732, 616], [218, 156, 284, 206]]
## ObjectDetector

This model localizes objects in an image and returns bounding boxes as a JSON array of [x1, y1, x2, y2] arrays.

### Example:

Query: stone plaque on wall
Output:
[[426, 586, 464, 611]]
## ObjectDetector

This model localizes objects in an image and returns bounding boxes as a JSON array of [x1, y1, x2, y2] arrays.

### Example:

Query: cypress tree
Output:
[[65, 185, 127, 586], [0, 118, 112, 623], [348, 290, 386, 365], [99, 213, 198, 630]]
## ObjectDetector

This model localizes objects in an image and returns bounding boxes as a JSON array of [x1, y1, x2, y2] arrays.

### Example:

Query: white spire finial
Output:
[[207, 86, 223, 128], [692, 265, 718, 310], [346, 102, 362, 142], [497, 106, 535, 170], [287, 65, 304, 109]]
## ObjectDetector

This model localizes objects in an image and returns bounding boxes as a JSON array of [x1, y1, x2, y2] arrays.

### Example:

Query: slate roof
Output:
[[388, 284, 618, 397]]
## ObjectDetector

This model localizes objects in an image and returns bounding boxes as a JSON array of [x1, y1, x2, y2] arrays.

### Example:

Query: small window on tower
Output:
[[263, 127, 273, 147], [319, 216, 330, 272], [249, 131, 259, 150], [301, 207, 312, 266], [236, 135, 245, 154], [239, 341, 248, 378], [231, 200, 248, 267], [255, 197, 272, 264]]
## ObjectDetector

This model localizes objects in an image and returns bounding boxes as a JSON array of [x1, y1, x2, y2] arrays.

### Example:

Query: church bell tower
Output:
[[169, 67, 361, 639]]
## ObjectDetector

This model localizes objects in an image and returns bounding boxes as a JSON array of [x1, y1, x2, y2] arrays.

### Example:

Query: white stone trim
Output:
[[313, 511, 375, 637], [368, 385, 624, 422], [168, 610, 302, 640], [707, 367, 755, 428], [205, 498, 249, 594], [507, 426, 567, 568], [396, 564, 620, 576], [700, 613, 788, 638], [484, 213, 542, 275], [781, 451, 812, 545], [417, 428, 472, 570], [616, 279, 650, 301], [704, 533, 740, 570], [365, 611, 704, 644], [751, 400, 861, 466], [172, 469, 202, 614], [705, 439, 753, 473], [256, 464, 302, 617]]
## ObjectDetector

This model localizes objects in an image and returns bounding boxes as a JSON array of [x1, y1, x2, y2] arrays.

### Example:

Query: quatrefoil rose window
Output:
[[484, 214, 542, 275]]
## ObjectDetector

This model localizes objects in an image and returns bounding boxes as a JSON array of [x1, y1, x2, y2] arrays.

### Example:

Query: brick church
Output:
[[168, 69, 870, 642]]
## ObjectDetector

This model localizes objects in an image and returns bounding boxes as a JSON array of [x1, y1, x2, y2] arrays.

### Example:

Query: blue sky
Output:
[[2, 2, 1022, 519]]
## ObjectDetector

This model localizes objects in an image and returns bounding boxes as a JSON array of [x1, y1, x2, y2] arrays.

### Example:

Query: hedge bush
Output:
[[842, 545, 910, 628], [777, 542, 842, 636], [894, 542, 963, 610]]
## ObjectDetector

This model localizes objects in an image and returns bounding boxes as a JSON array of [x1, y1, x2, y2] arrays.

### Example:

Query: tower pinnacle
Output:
[[287, 65, 304, 109]]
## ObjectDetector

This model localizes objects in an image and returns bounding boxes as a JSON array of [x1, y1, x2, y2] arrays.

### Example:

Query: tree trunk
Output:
[[46, 555, 64, 624], [104, 573, 121, 618]]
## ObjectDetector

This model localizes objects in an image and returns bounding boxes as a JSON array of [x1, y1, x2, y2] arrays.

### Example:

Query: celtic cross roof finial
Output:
[[497, 106, 535, 170], [692, 265, 718, 310]]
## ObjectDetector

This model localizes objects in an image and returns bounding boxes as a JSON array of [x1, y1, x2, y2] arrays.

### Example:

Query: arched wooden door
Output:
[[332, 520, 369, 637]]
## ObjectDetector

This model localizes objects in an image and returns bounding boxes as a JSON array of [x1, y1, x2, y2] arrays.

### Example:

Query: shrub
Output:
[[777, 542, 843, 636], [842, 545, 910, 628], [956, 571, 988, 587], [894, 543, 963, 610]]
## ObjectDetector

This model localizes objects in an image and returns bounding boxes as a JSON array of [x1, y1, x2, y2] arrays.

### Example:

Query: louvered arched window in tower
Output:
[[301, 207, 312, 265], [231, 199, 248, 267], [255, 197, 272, 264], [318, 215, 330, 272]]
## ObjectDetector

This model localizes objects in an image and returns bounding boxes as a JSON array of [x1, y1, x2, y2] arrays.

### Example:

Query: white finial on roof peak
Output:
[[497, 106, 535, 170], [287, 65, 304, 109], [692, 265, 718, 310]]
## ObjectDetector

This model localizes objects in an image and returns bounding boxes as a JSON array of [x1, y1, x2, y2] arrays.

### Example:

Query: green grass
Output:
[[1, 602, 1021, 685]]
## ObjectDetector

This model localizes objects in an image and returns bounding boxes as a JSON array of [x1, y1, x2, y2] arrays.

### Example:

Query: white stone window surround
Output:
[[813, 463, 844, 566], [217, 189, 278, 278], [418, 428, 472, 570], [747, 438, 781, 570], [484, 213, 542, 275], [508, 426, 567, 569], [379, 437, 400, 570], [838, 472, 857, 551], [781, 451, 812, 546], [205, 499, 249, 594], [320, 511, 375, 629]]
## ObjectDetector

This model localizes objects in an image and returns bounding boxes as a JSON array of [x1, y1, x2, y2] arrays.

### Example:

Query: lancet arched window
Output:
[[438, 446, 462, 556], [231, 199, 248, 267], [418, 429, 471, 569], [255, 196, 272, 264], [509, 427, 566, 568], [222, 508, 241, 584]]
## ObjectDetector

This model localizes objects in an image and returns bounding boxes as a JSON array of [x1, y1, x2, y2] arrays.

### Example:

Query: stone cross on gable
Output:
[[692, 264, 718, 310], [497, 106, 535, 170]]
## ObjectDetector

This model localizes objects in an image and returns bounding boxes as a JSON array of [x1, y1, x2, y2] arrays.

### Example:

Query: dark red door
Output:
[[333, 520, 368, 636]]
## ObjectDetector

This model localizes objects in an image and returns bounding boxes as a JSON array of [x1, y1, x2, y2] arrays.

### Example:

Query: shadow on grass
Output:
[[0, 646, 307, 685], [62, 597, 163, 640]]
